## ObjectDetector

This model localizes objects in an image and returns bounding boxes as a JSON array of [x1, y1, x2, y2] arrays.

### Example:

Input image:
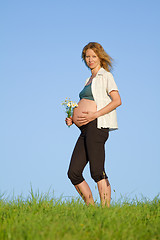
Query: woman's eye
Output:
[[86, 56, 96, 58]]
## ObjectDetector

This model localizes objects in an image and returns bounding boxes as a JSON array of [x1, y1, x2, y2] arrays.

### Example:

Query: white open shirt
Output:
[[85, 67, 119, 131]]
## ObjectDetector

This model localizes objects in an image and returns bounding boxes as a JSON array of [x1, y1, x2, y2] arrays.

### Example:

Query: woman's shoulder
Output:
[[97, 68, 113, 78], [85, 68, 114, 84], [97, 68, 114, 83]]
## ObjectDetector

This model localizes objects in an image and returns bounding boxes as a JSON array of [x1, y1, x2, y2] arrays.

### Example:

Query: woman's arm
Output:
[[95, 90, 122, 118], [77, 90, 122, 125]]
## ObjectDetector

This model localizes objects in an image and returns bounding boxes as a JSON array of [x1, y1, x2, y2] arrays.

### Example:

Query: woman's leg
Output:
[[75, 180, 95, 206], [68, 131, 95, 205], [85, 120, 110, 207], [97, 178, 111, 207]]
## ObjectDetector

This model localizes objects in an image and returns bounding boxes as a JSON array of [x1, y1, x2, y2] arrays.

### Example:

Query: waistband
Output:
[[79, 119, 97, 131]]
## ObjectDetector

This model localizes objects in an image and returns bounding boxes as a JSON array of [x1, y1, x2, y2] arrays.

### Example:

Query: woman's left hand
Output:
[[77, 111, 97, 124]]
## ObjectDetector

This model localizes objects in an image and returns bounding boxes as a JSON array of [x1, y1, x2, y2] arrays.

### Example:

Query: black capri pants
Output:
[[67, 119, 109, 185]]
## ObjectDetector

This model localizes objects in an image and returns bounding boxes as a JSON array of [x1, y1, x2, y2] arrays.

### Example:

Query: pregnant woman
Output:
[[66, 42, 122, 207]]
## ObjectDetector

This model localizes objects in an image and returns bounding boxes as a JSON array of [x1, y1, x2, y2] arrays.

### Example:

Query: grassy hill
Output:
[[0, 191, 159, 240]]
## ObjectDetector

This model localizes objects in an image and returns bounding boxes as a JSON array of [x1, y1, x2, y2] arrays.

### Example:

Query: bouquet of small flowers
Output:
[[61, 98, 78, 118]]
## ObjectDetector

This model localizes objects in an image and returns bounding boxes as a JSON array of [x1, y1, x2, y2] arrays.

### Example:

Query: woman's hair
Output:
[[82, 42, 113, 72]]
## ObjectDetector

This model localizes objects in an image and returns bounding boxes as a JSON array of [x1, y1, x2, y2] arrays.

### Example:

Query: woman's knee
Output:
[[91, 170, 108, 183], [67, 168, 84, 186]]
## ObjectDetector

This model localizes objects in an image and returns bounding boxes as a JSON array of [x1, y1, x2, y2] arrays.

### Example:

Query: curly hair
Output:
[[82, 42, 113, 72]]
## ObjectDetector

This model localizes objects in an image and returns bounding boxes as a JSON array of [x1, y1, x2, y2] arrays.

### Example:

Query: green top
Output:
[[79, 83, 94, 101]]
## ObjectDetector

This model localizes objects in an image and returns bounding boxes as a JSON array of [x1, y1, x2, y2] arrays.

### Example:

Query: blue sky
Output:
[[0, 0, 160, 202]]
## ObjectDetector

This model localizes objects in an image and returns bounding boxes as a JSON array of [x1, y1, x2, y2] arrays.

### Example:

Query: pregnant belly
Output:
[[72, 99, 97, 127]]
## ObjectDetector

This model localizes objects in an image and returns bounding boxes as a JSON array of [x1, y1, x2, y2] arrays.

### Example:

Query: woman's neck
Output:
[[91, 65, 101, 78]]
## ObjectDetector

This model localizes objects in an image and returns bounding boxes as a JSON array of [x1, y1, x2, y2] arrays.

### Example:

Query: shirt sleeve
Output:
[[106, 72, 118, 94]]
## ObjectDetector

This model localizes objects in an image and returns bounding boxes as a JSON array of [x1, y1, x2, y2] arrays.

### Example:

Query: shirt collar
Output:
[[97, 67, 106, 75], [85, 67, 106, 84]]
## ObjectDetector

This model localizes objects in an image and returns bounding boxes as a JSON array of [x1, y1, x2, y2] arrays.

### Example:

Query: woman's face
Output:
[[85, 49, 101, 70]]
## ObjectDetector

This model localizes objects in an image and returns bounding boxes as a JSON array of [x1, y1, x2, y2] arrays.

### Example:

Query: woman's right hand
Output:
[[65, 116, 73, 126]]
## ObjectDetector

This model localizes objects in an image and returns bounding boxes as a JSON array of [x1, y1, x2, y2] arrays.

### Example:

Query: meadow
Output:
[[0, 189, 159, 240]]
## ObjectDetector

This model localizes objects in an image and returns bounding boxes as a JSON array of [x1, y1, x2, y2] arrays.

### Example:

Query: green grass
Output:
[[0, 190, 159, 240]]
